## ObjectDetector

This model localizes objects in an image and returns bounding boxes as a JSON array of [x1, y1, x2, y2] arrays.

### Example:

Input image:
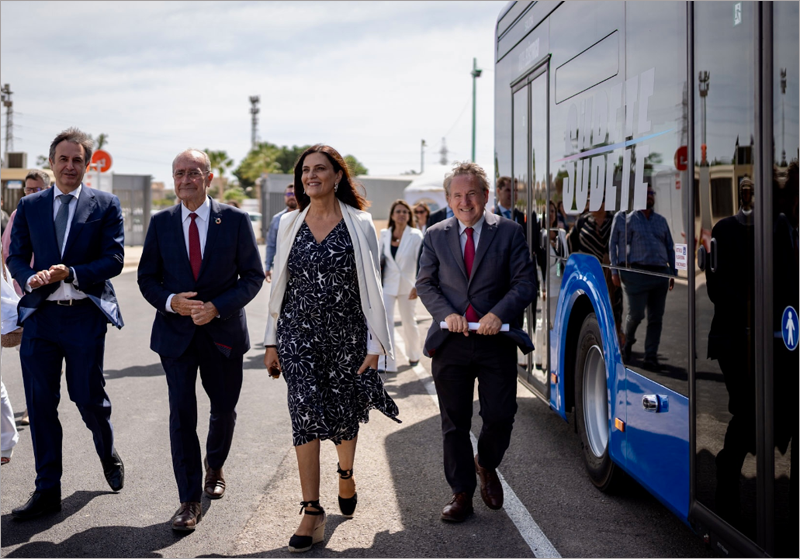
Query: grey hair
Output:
[[443, 161, 490, 196], [49, 127, 94, 166], [24, 169, 52, 187], [172, 148, 211, 174]]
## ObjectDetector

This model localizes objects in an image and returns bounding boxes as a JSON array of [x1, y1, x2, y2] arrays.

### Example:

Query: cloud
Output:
[[1, 1, 503, 183]]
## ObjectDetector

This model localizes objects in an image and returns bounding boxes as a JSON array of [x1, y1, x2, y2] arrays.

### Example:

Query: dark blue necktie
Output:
[[55, 194, 73, 255]]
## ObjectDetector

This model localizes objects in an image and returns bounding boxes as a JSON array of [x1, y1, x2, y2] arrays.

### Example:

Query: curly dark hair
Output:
[[293, 144, 370, 211]]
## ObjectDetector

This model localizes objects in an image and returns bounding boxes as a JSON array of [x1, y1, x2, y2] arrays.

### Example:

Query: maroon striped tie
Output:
[[189, 213, 201, 280]]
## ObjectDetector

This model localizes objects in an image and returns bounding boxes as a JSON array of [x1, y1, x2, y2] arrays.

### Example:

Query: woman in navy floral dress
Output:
[[263, 145, 398, 553]]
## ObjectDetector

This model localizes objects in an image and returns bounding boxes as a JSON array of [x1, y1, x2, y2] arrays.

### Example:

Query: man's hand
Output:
[[476, 312, 502, 335], [191, 301, 219, 326], [170, 291, 203, 316], [265, 269, 272, 283], [445, 313, 470, 336], [408, 287, 418, 300], [669, 278, 675, 291], [611, 274, 621, 287], [357, 353, 379, 375], [28, 269, 52, 289], [47, 264, 70, 283]]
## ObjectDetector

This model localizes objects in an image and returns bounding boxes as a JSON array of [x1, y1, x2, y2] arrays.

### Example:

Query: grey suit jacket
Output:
[[416, 211, 536, 357]]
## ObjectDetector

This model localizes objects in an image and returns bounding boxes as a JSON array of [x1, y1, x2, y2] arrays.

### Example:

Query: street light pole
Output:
[[420, 139, 427, 174], [471, 58, 482, 162]]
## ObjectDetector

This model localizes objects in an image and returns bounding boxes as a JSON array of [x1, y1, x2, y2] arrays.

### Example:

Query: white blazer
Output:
[[379, 227, 424, 296], [263, 199, 393, 358]]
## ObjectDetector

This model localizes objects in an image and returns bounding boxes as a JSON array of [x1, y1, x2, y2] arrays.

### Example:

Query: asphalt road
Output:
[[0, 254, 715, 558]]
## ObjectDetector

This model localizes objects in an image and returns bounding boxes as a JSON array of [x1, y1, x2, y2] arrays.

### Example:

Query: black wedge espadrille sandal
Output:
[[288, 500, 326, 553], [337, 463, 358, 517]]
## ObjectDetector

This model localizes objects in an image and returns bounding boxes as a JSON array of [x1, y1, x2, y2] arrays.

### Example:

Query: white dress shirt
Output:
[[165, 197, 211, 313], [26, 184, 87, 301], [457, 211, 486, 256]]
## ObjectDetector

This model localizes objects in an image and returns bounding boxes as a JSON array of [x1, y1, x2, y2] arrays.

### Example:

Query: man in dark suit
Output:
[[426, 201, 453, 228], [7, 128, 125, 520], [138, 149, 263, 531], [416, 162, 536, 522]]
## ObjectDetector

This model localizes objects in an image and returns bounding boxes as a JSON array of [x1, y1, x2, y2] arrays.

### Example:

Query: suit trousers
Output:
[[431, 333, 518, 496], [160, 327, 243, 503], [380, 292, 422, 372], [19, 303, 114, 491]]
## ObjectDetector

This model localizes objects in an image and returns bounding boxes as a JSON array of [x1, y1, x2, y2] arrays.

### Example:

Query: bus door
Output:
[[692, 3, 798, 556], [512, 63, 550, 399]]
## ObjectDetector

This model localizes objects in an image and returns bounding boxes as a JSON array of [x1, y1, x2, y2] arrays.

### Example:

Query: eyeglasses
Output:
[[173, 170, 206, 180], [24, 187, 43, 194], [285, 192, 295, 197], [414, 209, 427, 214]]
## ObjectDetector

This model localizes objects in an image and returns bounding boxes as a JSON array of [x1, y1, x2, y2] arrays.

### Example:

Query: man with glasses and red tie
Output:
[[264, 183, 297, 282], [416, 161, 536, 523], [7, 129, 126, 519], [137, 148, 263, 531]]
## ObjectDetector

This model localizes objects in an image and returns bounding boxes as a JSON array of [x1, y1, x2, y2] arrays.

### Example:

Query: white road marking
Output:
[[398, 335, 561, 558]]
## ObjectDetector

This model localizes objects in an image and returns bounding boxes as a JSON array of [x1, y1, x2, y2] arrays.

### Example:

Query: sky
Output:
[[0, 1, 506, 187]]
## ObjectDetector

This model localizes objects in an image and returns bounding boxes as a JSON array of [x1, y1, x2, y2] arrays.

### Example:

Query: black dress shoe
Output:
[[408, 360, 419, 367], [475, 454, 503, 510], [441, 492, 473, 522], [102, 450, 124, 492], [12, 489, 61, 520]]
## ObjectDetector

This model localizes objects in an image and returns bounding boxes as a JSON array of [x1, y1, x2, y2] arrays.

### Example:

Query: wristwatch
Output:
[[64, 267, 75, 284]]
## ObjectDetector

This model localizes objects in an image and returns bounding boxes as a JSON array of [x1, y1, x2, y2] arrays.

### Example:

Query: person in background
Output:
[[263, 144, 399, 553], [264, 184, 298, 282], [1, 245, 21, 465], [610, 186, 676, 371], [416, 161, 536, 523], [2, 170, 52, 297], [1, 170, 51, 428], [413, 202, 430, 234], [426, 195, 454, 228], [379, 199, 424, 372]]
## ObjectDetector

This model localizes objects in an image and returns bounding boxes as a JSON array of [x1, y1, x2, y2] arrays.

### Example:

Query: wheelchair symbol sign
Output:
[[782, 306, 798, 351]]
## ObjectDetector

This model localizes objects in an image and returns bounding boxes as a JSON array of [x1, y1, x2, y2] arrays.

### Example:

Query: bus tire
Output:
[[574, 312, 623, 492]]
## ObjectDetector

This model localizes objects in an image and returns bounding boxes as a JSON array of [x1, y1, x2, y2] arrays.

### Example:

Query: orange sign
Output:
[[91, 149, 112, 173]]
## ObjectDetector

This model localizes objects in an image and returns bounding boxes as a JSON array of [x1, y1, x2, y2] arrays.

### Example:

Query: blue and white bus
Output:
[[494, 2, 797, 556]]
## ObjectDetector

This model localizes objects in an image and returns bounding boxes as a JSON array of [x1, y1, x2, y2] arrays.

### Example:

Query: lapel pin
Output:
[[215, 217, 222, 225]]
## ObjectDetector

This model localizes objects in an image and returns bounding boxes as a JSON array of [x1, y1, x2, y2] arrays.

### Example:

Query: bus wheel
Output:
[[575, 313, 622, 492]]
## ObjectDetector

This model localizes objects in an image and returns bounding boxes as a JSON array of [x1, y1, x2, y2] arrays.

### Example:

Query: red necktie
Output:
[[464, 227, 479, 322], [189, 213, 202, 280]]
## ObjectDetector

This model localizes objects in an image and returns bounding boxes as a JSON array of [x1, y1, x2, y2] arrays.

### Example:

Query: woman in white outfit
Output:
[[379, 200, 424, 372], [1, 248, 21, 465]]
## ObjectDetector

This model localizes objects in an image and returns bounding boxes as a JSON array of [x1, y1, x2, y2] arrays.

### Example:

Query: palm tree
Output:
[[205, 149, 234, 197]]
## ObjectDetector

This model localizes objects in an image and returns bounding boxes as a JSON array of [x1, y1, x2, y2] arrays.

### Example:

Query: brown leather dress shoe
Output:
[[204, 458, 226, 499], [172, 502, 202, 531], [441, 492, 473, 522], [475, 454, 503, 510]]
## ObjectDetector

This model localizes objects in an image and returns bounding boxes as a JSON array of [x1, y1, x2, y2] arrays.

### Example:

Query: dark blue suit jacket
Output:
[[6, 185, 125, 328], [416, 211, 536, 356], [137, 198, 264, 359]]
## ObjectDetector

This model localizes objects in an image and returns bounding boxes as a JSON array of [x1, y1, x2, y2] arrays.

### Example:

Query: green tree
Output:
[[205, 149, 233, 178], [233, 142, 283, 188], [223, 184, 246, 204], [95, 133, 109, 150], [344, 155, 368, 176], [36, 155, 50, 169]]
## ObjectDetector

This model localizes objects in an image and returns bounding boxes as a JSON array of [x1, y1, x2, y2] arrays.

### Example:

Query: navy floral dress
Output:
[[277, 220, 400, 447]]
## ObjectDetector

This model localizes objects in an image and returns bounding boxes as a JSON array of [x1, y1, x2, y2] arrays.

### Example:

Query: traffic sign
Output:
[[674, 146, 687, 171], [782, 306, 798, 351], [91, 149, 112, 173]]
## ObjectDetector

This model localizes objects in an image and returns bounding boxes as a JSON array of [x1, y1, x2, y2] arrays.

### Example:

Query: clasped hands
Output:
[[444, 311, 502, 336], [28, 264, 70, 289], [171, 291, 218, 326]]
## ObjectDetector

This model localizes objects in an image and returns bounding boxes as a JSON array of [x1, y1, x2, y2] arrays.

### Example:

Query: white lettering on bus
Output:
[[560, 67, 658, 214]]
